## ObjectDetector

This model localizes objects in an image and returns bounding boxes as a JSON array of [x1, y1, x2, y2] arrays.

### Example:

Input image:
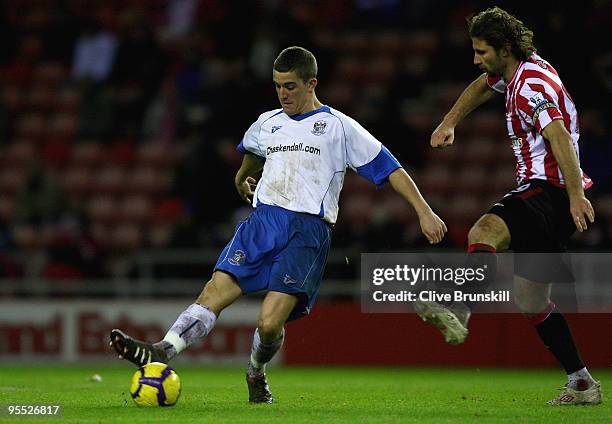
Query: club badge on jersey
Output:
[[311, 120, 327, 136]]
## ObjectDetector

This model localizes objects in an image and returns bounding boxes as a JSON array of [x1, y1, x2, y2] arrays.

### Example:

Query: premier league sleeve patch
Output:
[[228, 249, 247, 266], [528, 92, 557, 122]]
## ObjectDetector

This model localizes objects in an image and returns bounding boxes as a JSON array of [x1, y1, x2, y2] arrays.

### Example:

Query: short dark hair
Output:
[[273, 46, 317, 83], [467, 6, 536, 61]]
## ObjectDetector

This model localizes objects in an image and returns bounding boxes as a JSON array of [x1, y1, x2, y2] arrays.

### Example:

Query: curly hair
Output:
[[273, 46, 318, 83], [467, 7, 536, 61]]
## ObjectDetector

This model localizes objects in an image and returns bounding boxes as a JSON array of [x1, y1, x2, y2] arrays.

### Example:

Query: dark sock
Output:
[[530, 303, 585, 374], [463, 243, 498, 311]]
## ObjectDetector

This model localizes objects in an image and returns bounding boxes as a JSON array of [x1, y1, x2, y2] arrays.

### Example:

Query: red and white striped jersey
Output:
[[486, 53, 592, 189]]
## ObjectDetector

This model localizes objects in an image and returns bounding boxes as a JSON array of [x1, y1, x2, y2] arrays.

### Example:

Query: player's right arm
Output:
[[234, 154, 263, 204], [431, 74, 495, 148], [235, 111, 275, 204]]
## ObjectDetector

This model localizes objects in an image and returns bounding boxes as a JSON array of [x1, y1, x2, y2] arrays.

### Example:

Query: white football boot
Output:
[[413, 300, 470, 345], [548, 381, 602, 405]]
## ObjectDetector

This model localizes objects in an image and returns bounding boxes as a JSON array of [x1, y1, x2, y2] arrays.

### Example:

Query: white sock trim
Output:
[[163, 331, 187, 353]]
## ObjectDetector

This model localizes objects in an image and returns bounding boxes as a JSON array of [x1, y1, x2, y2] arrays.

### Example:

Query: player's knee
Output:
[[468, 223, 490, 245], [513, 291, 550, 315], [257, 316, 284, 342]]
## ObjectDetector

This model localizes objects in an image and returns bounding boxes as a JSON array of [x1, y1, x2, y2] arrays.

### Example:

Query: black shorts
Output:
[[488, 179, 577, 284], [488, 179, 576, 253]]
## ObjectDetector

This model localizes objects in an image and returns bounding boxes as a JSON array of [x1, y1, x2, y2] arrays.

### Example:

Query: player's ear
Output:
[[500, 44, 512, 58], [308, 78, 318, 91]]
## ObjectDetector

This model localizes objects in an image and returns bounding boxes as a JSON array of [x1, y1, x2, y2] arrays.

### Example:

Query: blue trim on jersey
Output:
[[318, 202, 324, 218], [356, 145, 401, 188], [236, 140, 265, 161], [289, 105, 331, 121]]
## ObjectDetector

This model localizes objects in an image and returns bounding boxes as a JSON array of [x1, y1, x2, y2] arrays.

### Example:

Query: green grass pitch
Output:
[[1, 365, 611, 423]]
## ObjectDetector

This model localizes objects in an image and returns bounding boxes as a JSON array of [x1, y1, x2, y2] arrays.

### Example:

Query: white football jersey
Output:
[[238, 105, 401, 224]]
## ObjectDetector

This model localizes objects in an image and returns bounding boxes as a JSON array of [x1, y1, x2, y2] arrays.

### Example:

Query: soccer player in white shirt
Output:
[[111, 46, 447, 403], [415, 7, 601, 405]]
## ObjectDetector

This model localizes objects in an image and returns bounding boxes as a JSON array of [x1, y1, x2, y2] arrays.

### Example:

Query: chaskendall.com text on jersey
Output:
[[266, 143, 321, 156]]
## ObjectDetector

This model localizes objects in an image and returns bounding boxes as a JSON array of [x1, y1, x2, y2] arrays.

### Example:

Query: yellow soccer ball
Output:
[[130, 362, 181, 407]]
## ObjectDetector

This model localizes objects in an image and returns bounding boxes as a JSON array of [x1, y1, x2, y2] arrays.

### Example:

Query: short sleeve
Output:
[[486, 74, 506, 94], [339, 113, 401, 187], [515, 83, 563, 133], [236, 114, 269, 158]]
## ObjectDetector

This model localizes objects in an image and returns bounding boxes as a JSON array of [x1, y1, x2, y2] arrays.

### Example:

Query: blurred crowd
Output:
[[1, 0, 611, 281]]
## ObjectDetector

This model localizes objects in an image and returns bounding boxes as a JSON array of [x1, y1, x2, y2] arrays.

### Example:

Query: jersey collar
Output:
[[288, 105, 330, 121]]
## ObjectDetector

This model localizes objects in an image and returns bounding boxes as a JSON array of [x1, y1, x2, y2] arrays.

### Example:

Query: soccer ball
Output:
[[130, 362, 181, 407]]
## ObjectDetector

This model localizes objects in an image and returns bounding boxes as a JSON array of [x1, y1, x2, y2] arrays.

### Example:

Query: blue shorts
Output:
[[214, 204, 332, 321]]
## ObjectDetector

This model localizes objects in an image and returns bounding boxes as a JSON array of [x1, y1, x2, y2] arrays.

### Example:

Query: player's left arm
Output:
[[543, 120, 595, 232], [388, 168, 447, 244]]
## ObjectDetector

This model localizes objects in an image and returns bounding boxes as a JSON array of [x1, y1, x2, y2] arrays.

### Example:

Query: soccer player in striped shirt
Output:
[[416, 7, 601, 405], [110, 46, 447, 403]]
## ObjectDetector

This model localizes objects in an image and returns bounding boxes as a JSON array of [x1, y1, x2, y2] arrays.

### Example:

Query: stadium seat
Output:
[[464, 137, 497, 166], [33, 62, 67, 86], [0, 168, 27, 195], [3, 140, 38, 166], [87, 195, 119, 223], [418, 164, 453, 194], [92, 165, 127, 194], [90, 221, 110, 247], [48, 113, 78, 143], [342, 193, 374, 226], [403, 30, 438, 55], [63, 166, 92, 199], [147, 222, 175, 248], [15, 113, 46, 140], [119, 195, 153, 223], [136, 143, 177, 167], [128, 166, 171, 194], [12, 224, 42, 250], [56, 87, 80, 112], [455, 167, 488, 192], [71, 142, 105, 167], [0, 194, 15, 221], [26, 84, 54, 111], [492, 166, 517, 193], [109, 223, 143, 251], [471, 111, 506, 137], [595, 195, 612, 221], [447, 195, 481, 222]]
